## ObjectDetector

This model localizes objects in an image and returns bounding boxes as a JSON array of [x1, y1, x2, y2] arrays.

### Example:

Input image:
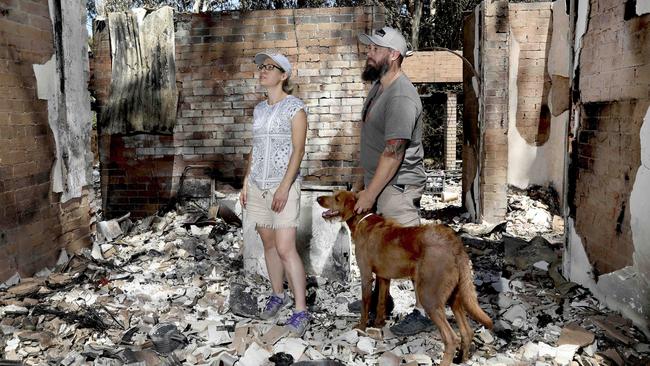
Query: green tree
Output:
[[429, 0, 481, 50], [88, 0, 238, 18], [88, 0, 481, 51]]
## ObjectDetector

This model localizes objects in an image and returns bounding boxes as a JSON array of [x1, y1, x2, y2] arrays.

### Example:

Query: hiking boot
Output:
[[285, 310, 311, 337], [389, 309, 434, 336], [260, 294, 290, 320]]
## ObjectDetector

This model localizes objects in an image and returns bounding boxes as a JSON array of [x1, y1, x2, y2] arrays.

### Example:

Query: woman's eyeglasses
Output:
[[258, 64, 285, 72]]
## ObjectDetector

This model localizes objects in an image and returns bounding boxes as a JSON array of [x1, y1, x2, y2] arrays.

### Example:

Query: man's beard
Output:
[[362, 57, 390, 81]]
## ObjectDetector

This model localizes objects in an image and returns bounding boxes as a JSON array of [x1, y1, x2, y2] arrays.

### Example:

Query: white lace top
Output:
[[249, 95, 307, 190]]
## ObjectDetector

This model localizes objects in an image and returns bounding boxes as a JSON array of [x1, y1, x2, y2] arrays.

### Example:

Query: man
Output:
[[350, 26, 432, 337]]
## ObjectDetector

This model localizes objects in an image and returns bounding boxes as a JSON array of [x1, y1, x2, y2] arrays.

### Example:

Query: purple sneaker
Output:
[[260, 294, 290, 320], [285, 310, 311, 336]]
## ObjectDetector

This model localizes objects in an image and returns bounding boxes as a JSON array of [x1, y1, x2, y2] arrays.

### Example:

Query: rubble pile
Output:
[[463, 234, 649, 366], [505, 186, 564, 242], [0, 187, 648, 365], [421, 170, 462, 212], [0, 208, 249, 365]]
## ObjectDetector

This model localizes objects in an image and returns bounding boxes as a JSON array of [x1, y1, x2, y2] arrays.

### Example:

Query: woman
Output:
[[240, 51, 310, 336]]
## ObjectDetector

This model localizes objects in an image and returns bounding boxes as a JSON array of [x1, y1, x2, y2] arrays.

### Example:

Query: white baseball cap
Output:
[[254, 52, 292, 78], [358, 26, 410, 57]]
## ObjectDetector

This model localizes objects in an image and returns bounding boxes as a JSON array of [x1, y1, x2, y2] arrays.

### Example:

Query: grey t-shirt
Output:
[[360, 73, 426, 187]]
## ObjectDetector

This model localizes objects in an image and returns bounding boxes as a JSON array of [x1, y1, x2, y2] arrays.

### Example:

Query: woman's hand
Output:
[[240, 184, 248, 208], [272, 185, 290, 213]]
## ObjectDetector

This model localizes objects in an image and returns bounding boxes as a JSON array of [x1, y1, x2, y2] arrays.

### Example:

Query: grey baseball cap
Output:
[[254, 51, 292, 78], [358, 26, 409, 57]]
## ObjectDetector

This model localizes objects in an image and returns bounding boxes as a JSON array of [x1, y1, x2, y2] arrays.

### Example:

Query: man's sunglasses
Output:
[[258, 64, 285, 72]]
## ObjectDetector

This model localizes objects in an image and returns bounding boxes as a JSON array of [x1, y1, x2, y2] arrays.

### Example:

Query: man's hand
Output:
[[354, 190, 376, 214], [272, 186, 290, 213]]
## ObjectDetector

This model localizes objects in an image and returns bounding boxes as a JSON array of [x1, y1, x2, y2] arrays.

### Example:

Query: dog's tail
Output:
[[458, 251, 493, 329]]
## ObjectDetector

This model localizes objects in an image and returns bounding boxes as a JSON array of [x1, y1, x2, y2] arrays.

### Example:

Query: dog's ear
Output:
[[340, 192, 357, 221]]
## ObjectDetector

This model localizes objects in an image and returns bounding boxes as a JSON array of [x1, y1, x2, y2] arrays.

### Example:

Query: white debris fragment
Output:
[[533, 260, 549, 271], [378, 351, 401, 366], [335, 302, 352, 316], [218, 352, 238, 366], [5, 336, 20, 352], [190, 225, 212, 237], [0, 273, 21, 289], [59, 351, 84, 366], [584, 341, 597, 356], [478, 328, 494, 344], [335, 329, 359, 344], [502, 304, 527, 329], [497, 293, 516, 308], [521, 342, 539, 361], [510, 280, 524, 291], [485, 354, 520, 365], [97, 219, 123, 241], [207, 266, 221, 281], [492, 277, 511, 293], [356, 336, 376, 355], [555, 344, 579, 365], [527, 207, 552, 227], [207, 325, 232, 345], [402, 353, 433, 365], [0, 325, 16, 336], [538, 342, 557, 358], [238, 342, 271, 366], [1, 305, 28, 315], [273, 337, 308, 360], [57, 249, 69, 266], [91, 242, 104, 261], [34, 267, 53, 278], [570, 300, 591, 308], [192, 345, 214, 359]]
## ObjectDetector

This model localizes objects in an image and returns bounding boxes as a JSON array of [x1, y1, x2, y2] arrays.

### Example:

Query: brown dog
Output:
[[318, 191, 492, 366]]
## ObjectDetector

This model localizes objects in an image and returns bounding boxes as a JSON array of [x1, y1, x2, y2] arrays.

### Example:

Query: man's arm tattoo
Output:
[[382, 139, 408, 159]]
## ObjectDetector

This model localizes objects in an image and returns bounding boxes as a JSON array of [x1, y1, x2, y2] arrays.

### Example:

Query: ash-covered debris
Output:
[[506, 185, 564, 242], [420, 170, 462, 213], [0, 186, 648, 365]]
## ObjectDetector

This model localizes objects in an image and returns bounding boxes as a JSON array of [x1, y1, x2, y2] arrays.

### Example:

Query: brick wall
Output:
[[91, 7, 383, 218], [0, 0, 92, 281], [99, 135, 175, 219], [480, 0, 509, 223], [463, 1, 554, 223], [579, 2, 650, 103], [573, 101, 647, 274], [402, 51, 462, 83], [444, 93, 457, 170], [89, 20, 111, 118], [570, 0, 650, 274], [509, 3, 552, 145]]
